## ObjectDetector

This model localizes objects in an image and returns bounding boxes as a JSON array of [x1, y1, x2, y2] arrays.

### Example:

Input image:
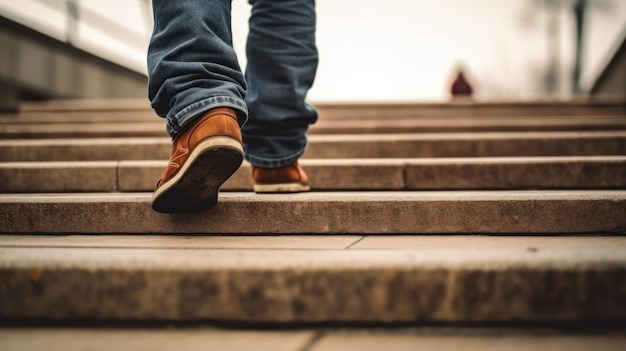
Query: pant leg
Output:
[[148, 0, 248, 138], [242, 0, 319, 168]]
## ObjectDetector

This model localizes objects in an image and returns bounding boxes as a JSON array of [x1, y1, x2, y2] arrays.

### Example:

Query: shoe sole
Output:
[[253, 182, 311, 193], [152, 136, 243, 213]]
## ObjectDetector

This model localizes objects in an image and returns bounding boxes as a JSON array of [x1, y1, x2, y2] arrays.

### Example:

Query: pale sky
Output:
[[1, 0, 625, 101]]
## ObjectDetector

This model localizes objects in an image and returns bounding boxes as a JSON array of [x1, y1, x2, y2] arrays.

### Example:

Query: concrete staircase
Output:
[[1, 99, 625, 349]]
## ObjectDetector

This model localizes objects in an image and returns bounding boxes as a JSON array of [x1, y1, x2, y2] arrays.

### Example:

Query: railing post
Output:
[[65, 0, 79, 45], [573, 0, 587, 94]]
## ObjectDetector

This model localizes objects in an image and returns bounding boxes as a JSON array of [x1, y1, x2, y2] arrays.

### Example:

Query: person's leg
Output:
[[148, 0, 247, 134], [243, 0, 319, 173], [148, 0, 246, 213]]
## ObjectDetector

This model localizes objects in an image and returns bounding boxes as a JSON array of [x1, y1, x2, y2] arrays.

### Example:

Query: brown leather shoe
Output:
[[252, 161, 310, 193], [152, 107, 243, 213]]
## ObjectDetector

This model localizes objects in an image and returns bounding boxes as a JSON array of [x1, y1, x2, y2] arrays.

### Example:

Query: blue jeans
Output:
[[147, 0, 318, 168]]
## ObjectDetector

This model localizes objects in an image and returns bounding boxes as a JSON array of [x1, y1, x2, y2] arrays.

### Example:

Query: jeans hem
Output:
[[166, 96, 248, 138], [245, 149, 305, 168]]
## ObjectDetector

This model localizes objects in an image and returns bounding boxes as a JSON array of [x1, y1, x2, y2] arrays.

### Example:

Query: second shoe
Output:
[[252, 161, 311, 193]]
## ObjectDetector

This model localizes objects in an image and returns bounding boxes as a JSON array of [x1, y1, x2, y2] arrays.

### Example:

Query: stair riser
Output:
[[1, 258, 624, 322], [2, 158, 626, 192], [2, 134, 625, 161], [3, 119, 626, 138], [315, 105, 626, 119], [15, 99, 626, 117], [1, 193, 624, 234], [306, 137, 626, 159]]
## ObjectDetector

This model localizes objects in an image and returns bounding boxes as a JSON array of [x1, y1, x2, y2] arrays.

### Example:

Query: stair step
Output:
[[1, 235, 624, 322], [1, 327, 624, 351], [4, 112, 626, 124], [0, 328, 314, 351], [0, 234, 361, 249], [1, 191, 624, 234], [16, 98, 626, 117], [2, 117, 626, 138], [313, 101, 626, 119], [2, 131, 625, 162], [1, 157, 625, 192]]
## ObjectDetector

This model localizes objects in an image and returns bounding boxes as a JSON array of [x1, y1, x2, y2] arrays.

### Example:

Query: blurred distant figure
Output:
[[450, 68, 474, 99]]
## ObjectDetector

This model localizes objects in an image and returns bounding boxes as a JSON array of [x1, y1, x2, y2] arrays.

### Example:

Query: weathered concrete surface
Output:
[[0, 236, 625, 322], [0, 234, 361, 250], [310, 333, 626, 351], [310, 117, 626, 134], [350, 235, 626, 251], [119, 159, 406, 192], [3, 117, 626, 138], [405, 156, 626, 189], [15, 98, 626, 117], [0, 191, 624, 234], [0, 161, 118, 192], [2, 131, 625, 162], [0, 122, 167, 138], [0, 137, 170, 162], [0, 328, 314, 351], [303, 132, 626, 159], [1, 328, 625, 351], [2, 157, 624, 193], [312, 101, 626, 119]]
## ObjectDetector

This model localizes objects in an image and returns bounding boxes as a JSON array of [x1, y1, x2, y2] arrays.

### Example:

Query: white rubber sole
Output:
[[253, 182, 311, 193]]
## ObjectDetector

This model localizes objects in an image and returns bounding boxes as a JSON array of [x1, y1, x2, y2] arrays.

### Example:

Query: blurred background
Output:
[[0, 0, 625, 104]]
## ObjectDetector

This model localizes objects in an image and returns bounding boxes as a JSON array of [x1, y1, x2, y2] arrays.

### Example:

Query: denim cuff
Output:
[[166, 96, 248, 138], [244, 148, 305, 168]]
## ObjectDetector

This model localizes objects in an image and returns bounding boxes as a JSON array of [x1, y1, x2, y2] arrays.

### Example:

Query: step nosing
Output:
[[2, 190, 626, 200]]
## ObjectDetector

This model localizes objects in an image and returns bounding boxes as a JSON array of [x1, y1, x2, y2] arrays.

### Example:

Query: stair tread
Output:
[[0, 328, 314, 351], [2, 242, 625, 269], [3, 327, 623, 351], [0, 234, 622, 255], [2, 117, 626, 138], [15, 98, 626, 119], [1, 191, 624, 234], [1, 235, 625, 322], [0, 234, 362, 250], [3, 189, 625, 200], [2, 132, 625, 161], [3, 130, 626, 143], [2, 156, 625, 192]]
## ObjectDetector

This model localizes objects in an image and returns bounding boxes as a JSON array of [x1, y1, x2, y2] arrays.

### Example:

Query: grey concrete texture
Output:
[[311, 116, 626, 134], [309, 334, 626, 351], [0, 191, 624, 234], [0, 161, 119, 192], [0, 137, 170, 162], [118, 159, 407, 192], [1, 235, 625, 322], [2, 156, 625, 193], [3, 117, 626, 139], [1, 131, 626, 162], [312, 101, 626, 119], [0, 328, 314, 351], [404, 156, 626, 190], [0, 122, 168, 139], [302, 132, 626, 159], [15, 98, 626, 117], [0, 234, 362, 250], [0, 233, 619, 250], [1, 328, 625, 351]]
